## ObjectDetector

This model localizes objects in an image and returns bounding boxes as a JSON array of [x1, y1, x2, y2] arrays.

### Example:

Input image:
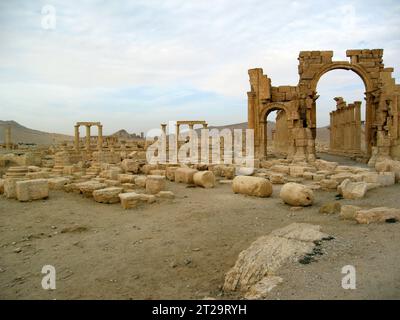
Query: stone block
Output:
[[16, 179, 49, 202], [146, 175, 166, 194], [93, 187, 123, 204]]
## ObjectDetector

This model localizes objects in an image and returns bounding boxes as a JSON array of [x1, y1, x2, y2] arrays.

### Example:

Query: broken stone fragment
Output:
[[279, 182, 314, 206], [319, 202, 341, 214], [232, 176, 272, 198], [337, 179, 368, 199], [93, 187, 123, 204], [355, 207, 400, 224], [145, 175, 166, 194], [175, 168, 198, 184], [193, 171, 215, 188]]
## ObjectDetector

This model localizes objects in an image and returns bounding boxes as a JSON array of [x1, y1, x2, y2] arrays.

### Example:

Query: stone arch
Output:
[[248, 49, 400, 162], [300, 63, 377, 157], [259, 103, 292, 159]]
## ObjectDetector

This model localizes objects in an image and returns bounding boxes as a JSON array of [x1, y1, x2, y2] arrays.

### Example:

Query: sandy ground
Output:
[[1, 173, 400, 300]]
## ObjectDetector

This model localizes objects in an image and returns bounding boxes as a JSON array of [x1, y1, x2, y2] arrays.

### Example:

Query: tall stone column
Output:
[[348, 104, 355, 151], [74, 125, 80, 151], [161, 124, 167, 135], [97, 125, 103, 151], [354, 101, 361, 152], [85, 125, 91, 151], [5, 126, 11, 149]]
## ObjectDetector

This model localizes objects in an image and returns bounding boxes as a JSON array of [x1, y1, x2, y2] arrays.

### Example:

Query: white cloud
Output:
[[0, 0, 399, 134]]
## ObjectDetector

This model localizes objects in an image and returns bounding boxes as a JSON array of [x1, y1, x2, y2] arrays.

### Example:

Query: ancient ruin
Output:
[[1, 49, 400, 301], [248, 49, 400, 164]]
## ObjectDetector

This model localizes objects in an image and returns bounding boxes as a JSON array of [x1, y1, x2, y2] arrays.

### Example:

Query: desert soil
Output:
[[0, 163, 400, 300]]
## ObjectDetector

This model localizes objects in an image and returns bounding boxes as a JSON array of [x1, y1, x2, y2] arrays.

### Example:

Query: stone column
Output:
[[97, 124, 103, 151], [161, 123, 167, 135], [354, 101, 361, 152], [5, 126, 11, 149], [203, 123, 208, 129], [85, 125, 91, 151], [74, 125, 80, 151], [347, 104, 355, 151]]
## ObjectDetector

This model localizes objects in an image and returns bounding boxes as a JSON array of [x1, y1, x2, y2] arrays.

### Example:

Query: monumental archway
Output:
[[248, 49, 400, 163]]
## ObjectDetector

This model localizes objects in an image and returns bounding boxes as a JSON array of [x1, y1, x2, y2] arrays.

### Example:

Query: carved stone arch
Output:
[[259, 102, 292, 159], [309, 62, 374, 94]]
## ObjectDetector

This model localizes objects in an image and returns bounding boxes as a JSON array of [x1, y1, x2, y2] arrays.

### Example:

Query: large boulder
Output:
[[279, 183, 314, 206], [175, 168, 198, 184], [232, 176, 272, 198], [16, 179, 49, 202], [337, 179, 368, 199], [193, 171, 215, 188], [223, 223, 328, 296], [145, 175, 166, 194]]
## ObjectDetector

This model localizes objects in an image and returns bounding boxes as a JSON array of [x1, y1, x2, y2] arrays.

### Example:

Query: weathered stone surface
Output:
[[119, 192, 142, 209], [139, 193, 157, 204], [221, 166, 235, 179], [121, 159, 140, 173], [319, 202, 341, 214], [16, 179, 49, 202], [339, 205, 362, 220], [315, 159, 338, 172], [166, 166, 179, 181], [141, 164, 158, 175], [157, 191, 175, 199], [269, 173, 285, 184], [270, 165, 290, 175], [355, 207, 400, 224], [76, 181, 108, 197], [375, 159, 400, 182], [4, 178, 27, 199], [146, 175, 166, 194], [193, 171, 215, 188], [337, 179, 368, 199], [134, 175, 147, 188], [320, 179, 339, 190], [279, 183, 314, 206], [223, 223, 328, 294], [149, 169, 166, 176], [244, 276, 283, 300], [175, 168, 198, 184], [117, 174, 136, 184], [0, 179, 4, 194], [93, 187, 123, 204], [48, 177, 70, 190], [232, 176, 272, 197]]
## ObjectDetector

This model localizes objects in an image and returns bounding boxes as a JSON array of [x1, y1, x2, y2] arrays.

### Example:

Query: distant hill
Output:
[[0, 120, 73, 145], [111, 129, 143, 140]]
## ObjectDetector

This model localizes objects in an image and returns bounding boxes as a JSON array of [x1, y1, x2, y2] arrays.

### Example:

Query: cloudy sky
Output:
[[0, 0, 399, 136]]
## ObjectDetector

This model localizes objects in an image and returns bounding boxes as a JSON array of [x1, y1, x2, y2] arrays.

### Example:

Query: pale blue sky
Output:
[[0, 0, 399, 135]]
